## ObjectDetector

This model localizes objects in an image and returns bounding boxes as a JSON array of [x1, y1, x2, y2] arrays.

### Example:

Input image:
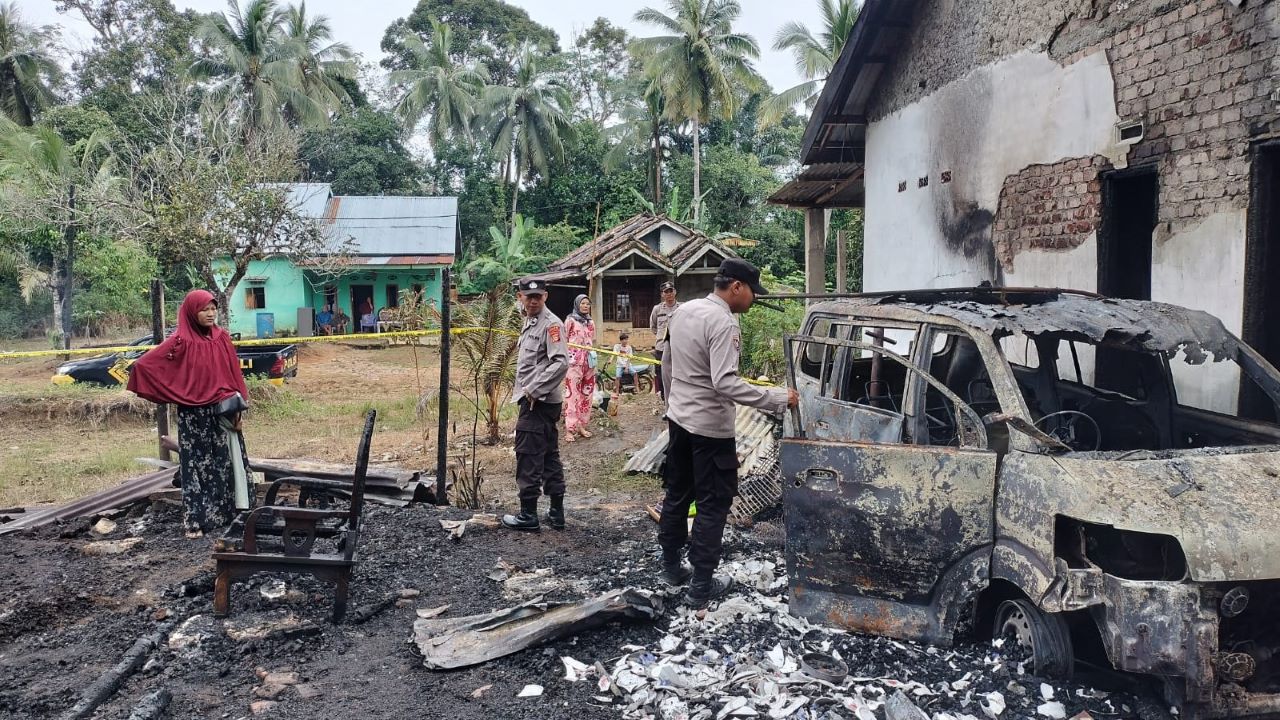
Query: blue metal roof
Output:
[[328, 195, 457, 256]]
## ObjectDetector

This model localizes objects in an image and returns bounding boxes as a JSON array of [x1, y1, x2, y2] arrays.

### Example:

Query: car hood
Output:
[[1049, 448, 1280, 582]]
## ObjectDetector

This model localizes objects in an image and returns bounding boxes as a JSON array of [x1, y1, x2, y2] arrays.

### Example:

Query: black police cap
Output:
[[517, 278, 547, 295], [716, 258, 767, 296]]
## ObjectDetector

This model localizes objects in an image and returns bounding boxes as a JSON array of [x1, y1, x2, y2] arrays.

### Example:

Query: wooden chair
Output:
[[213, 409, 375, 622]]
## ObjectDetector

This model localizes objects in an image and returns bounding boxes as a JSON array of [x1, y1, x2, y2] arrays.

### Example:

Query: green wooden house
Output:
[[215, 184, 457, 337]]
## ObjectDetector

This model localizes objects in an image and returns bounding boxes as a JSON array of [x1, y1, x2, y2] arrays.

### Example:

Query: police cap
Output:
[[716, 258, 767, 296], [517, 278, 547, 295]]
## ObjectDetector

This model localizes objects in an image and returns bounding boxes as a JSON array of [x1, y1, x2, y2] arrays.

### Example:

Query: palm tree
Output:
[[605, 78, 669, 207], [759, 0, 860, 128], [192, 0, 350, 141], [0, 119, 124, 350], [632, 0, 762, 222], [390, 19, 489, 150], [0, 2, 60, 126], [482, 45, 575, 226], [281, 2, 355, 122]]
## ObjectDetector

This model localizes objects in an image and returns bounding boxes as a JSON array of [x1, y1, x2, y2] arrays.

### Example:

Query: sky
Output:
[[28, 0, 823, 97]]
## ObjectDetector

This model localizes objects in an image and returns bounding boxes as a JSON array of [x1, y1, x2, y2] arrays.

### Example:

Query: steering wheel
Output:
[[1034, 410, 1102, 451]]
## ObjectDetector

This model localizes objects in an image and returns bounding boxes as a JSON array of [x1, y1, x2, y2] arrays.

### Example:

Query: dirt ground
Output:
[[0, 342, 1172, 720], [0, 339, 658, 508]]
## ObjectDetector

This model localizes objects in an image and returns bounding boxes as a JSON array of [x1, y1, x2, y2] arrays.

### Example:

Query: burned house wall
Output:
[[860, 0, 1279, 413], [862, 50, 1121, 291]]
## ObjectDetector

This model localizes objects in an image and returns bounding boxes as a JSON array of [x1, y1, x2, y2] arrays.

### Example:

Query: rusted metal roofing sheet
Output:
[[0, 467, 177, 536], [767, 163, 865, 209]]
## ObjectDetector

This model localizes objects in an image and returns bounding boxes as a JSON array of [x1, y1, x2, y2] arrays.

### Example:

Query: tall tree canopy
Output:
[[482, 45, 575, 225], [300, 106, 421, 195], [633, 0, 763, 222], [191, 0, 354, 140], [758, 0, 860, 127], [0, 3, 61, 126], [390, 19, 489, 150], [381, 0, 558, 85]]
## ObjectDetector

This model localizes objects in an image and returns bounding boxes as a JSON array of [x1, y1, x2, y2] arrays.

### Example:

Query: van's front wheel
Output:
[[994, 598, 1074, 678]]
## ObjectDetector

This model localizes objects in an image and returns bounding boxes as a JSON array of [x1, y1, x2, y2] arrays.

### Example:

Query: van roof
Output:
[[805, 287, 1235, 360]]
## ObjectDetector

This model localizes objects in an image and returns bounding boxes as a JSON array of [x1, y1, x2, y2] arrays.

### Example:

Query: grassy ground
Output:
[[0, 337, 666, 508]]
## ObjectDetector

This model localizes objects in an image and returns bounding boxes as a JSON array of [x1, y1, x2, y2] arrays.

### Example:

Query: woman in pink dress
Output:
[[563, 294, 597, 441]]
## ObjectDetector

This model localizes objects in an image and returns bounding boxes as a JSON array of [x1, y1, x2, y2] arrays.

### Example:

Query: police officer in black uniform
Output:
[[502, 279, 570, 531]]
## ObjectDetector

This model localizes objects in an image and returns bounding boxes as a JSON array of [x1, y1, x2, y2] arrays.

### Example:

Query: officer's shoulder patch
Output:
[[548, 324, 561, 343], [732, 332, 740, 351]]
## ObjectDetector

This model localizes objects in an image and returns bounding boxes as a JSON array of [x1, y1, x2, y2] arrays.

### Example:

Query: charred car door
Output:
[[781, 323, 999, 645]]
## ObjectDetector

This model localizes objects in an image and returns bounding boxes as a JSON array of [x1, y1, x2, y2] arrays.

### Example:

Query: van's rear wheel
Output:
[[994, 599, 1074, 678]]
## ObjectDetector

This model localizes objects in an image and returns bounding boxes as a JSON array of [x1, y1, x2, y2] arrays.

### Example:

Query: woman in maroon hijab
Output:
[[128, 289, 251, 538]]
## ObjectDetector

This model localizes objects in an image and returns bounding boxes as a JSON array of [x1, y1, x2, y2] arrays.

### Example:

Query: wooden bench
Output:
[[213, 409, 375, 622]]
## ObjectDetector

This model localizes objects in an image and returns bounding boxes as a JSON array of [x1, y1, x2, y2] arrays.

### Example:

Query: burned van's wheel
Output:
[[994, 598, 1074, 678], [637, 374, 654, 394]]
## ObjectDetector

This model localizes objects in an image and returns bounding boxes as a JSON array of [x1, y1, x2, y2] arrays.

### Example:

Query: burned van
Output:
[[780, 288, 1280, 719]]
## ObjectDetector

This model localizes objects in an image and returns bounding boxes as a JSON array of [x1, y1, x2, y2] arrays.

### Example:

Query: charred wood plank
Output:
[[59, 625, 170, 720], [125, 689, 171, 720]]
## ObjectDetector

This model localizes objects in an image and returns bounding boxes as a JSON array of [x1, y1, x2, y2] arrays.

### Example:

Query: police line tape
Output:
[[0, 327, 779, 387]]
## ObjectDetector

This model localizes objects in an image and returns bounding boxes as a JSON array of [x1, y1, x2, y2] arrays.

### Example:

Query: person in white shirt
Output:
[[612, 332, 635, 394]]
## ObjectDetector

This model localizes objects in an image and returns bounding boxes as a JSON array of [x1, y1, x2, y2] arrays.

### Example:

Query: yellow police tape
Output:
[[0, 327, 779, 386]]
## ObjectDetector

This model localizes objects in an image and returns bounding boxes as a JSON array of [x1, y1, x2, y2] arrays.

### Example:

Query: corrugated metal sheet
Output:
[[286, 183, 334, 219], [625, 405, 784, 519], [0, 467, 177, 536], [767, 163, 865, 209], [328, 196, 457, 256], [343, 255, 453, 266]]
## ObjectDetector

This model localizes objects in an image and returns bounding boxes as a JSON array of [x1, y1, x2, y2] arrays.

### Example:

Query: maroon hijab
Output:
[[126, 289, 249, 407]]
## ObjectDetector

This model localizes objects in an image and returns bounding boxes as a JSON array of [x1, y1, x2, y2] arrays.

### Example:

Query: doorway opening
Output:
[[350, 284, 374, 333], [1097, 166, 1158, 300], [1241, 142, 1280, 422]]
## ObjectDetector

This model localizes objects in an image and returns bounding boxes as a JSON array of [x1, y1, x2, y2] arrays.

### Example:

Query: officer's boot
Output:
[[658, 548, 692, 586], [546, 495, 566, 530], [684, 567, 734, 608], [501, 499, 540, 531]]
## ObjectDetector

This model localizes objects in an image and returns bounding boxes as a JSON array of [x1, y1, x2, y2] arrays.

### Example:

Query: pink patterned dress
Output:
[[563, 315, 597, 435]]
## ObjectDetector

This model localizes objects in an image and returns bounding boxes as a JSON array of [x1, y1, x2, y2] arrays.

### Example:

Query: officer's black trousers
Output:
[[514, 399, 565, 502], [658, 420, 739, 571]]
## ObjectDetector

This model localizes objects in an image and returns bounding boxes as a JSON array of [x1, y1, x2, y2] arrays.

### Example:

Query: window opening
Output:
[[245, 286, 266, 309]]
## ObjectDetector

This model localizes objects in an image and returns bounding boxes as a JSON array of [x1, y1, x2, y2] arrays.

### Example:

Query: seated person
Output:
[[331, 308, 349, 334], [316, 304, 334, 335], [360, 309, 378, 333], [612, 332, 636, 394]]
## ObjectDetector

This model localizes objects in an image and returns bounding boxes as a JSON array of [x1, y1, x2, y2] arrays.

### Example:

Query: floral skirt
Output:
[[564, 364, 596, 433], [177, 403, 251, 534]]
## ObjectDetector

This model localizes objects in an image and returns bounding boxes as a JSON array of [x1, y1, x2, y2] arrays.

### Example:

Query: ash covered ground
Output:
[[0, 495, 1173, 720]]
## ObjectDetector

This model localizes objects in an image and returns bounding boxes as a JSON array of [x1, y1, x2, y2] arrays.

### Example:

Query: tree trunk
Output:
[[202, 266, 233, 328], [691, 118, 701, 223], [58, 187, 77, 355], [485, 378, 501, 444], [652, 123, 663, 208], [509, 159, 522, 230]]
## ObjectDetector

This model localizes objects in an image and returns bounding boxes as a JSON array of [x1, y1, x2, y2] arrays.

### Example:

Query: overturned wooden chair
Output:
[[213, 409, 375, 622]]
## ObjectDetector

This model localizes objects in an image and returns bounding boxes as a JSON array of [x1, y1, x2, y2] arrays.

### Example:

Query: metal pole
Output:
[[150, 279, 171, 462], [435, 267, 451, 506]]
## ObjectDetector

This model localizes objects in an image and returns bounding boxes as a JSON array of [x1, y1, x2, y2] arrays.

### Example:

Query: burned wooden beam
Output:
[[60, 624, 170, 720]]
